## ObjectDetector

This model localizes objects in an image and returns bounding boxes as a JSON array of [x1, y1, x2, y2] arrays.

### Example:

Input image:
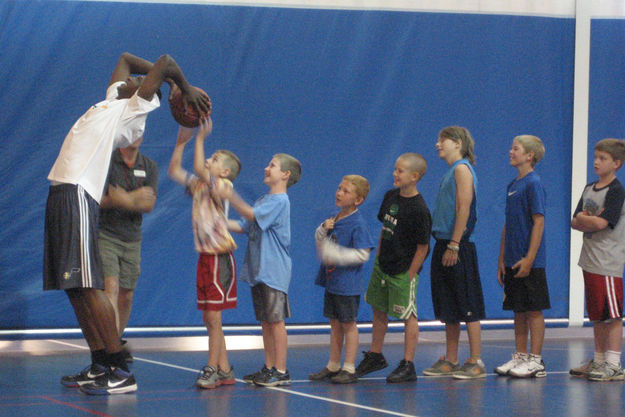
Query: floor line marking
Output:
[[137, 356, 418, 417]]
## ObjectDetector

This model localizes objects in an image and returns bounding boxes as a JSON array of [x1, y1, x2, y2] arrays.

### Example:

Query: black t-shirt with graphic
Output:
[[377, 188, 432, 275]]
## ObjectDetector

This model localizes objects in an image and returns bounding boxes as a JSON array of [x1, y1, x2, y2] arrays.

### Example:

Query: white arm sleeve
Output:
[[318, 238, 371, 266]]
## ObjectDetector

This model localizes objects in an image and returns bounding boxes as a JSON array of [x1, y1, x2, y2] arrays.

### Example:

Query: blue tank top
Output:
[[431, 159, 478, 241]]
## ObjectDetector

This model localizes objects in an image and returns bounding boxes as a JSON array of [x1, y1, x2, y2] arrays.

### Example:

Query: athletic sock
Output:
[[529, 353, 542, 361], [108, 351, 129, 372], [342, 363, 356, 374], [606, 350, 621, 367], [594, 351, 606, 364], [327, 361, 341, 372], [91, 349, 107, 366]]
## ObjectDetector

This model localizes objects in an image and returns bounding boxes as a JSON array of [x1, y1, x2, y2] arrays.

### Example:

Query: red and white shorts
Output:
[[197, 252, 237, 311], [583, 271, 623, 322]]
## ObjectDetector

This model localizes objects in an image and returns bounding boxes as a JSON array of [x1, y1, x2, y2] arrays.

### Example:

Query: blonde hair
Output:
[[595, 139, 625, 169], [215, 150, 241, 181], [513, 135, 545, 167], [399, 152, 427, 177], [342, 175, 370, 200], [274, 153, 302, 187], [439, 126, 476, 164]]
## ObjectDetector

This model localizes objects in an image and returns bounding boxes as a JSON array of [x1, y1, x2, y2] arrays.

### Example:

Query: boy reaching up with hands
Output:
[[168, 118, 242, 389]]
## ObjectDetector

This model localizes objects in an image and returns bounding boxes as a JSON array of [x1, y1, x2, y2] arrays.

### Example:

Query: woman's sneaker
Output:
[[509, 355, 546, 378], [587, 362, 625, 381], [196, 365, 236, 389], [494, 352, 528, 376], [423, 356, 460, 376]]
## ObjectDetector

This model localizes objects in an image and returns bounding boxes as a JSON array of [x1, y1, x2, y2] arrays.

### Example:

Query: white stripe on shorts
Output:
[[77, 185, 92, 287], [606, 276, 618, 318]]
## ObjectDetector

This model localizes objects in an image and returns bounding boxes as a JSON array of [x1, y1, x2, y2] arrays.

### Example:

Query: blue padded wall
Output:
[[0, 1, 579, 329]]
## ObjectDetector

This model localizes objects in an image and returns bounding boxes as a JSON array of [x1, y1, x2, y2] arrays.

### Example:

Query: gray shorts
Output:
[[98, 231, 141, 290], [251, 283, 291, 323]]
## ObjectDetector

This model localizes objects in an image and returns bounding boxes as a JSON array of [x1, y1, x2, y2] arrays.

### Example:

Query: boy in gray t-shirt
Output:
[[571, 138, 625, 382]]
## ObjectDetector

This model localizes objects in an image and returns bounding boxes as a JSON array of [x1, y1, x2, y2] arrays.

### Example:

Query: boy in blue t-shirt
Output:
[[309, 175, 375, 384], [495, 135, 550, 379], [221, 153, 302, 387]]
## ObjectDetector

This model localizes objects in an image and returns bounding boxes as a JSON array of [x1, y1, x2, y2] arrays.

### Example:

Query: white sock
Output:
[[594, 351, 606, 364], [529, 353, 541, 362], [342, 363, 355, 374], [606, 350, 621, 367], [327, 361, 341, 372]]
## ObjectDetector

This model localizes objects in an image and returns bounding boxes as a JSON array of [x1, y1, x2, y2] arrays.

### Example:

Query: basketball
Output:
[[169, 86, 211, 128]]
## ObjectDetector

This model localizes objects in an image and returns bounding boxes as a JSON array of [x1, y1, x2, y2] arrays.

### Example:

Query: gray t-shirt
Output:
[[574, 178, 625, 277]]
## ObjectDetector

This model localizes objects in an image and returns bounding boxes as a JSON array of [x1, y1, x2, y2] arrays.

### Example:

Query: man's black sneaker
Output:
[[243, 365, 271, 384], [386, 359, 417, 383], [79, 367, 137, 395], [355, 351, 388, 376], [331, 370, 358, 384], [60, 364, 106, 387], [254, 367, 291, 387]]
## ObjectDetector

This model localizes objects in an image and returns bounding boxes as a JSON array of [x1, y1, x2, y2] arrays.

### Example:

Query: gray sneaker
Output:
[[196, 365, 236, 389], [587, 362, 625, 382], [452, 359, 487, 380], [196, 365, 218, 389], [569, 359, 597, 378], [423, 357, 461, 376]]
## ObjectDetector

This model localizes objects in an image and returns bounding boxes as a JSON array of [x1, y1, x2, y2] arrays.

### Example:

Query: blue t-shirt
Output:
[[432, 159, 478, 241], [504, 171, 546, 268], [238, 193, 291, 293], [314, 210, 375, 296]]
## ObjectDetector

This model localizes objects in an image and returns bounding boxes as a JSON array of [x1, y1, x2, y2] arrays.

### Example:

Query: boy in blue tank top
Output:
[[424, 126, 486, 380]]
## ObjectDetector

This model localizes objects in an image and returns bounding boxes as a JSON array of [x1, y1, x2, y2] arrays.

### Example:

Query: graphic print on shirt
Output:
[[381, 203, 399, 241]]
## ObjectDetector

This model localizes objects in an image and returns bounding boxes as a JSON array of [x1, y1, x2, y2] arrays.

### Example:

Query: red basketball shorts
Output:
[[197, 252, 237, 311], [583, 270, 623, 322]]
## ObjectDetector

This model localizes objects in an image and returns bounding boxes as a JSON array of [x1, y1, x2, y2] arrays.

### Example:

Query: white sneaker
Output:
[[509, 355, 546, 378], [494, 352, 528, 376]]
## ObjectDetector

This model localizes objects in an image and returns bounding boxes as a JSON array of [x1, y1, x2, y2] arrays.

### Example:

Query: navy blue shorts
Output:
[[323, 291, 360, 323], [43, 184, 104, 290], [430, 239, 485, 323], [503, 267, 550, 312]]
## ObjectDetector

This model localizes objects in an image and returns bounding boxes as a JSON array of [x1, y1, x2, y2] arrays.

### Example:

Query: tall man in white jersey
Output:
[[44, 52, 210, 395]]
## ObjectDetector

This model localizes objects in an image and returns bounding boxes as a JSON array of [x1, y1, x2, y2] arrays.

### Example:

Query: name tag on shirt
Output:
[[134, 170, 146, 178]]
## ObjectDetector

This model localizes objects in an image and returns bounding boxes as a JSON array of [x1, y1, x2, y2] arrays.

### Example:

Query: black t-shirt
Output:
[[99, 149, 158, 242], [377, 188, 432, 275]]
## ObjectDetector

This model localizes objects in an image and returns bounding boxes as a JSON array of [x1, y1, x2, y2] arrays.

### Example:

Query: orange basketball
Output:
[[169, 86, 211, 128]]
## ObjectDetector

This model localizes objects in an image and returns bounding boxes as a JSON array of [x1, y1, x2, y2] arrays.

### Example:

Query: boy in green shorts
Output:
[[355, 153, 432, 383]]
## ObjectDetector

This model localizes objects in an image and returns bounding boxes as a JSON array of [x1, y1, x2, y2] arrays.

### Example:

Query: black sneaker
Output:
[[60, 364, 107, 387], [254, 367, 291, 387], [243, 365, 271, 384], [355, 351, 388, 376], [331, 370, 358, 384], [121, 339, 133, 363], [309, 367, 340, 381], [386, 359, 417, 383], [79, 367, 138, 395]]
